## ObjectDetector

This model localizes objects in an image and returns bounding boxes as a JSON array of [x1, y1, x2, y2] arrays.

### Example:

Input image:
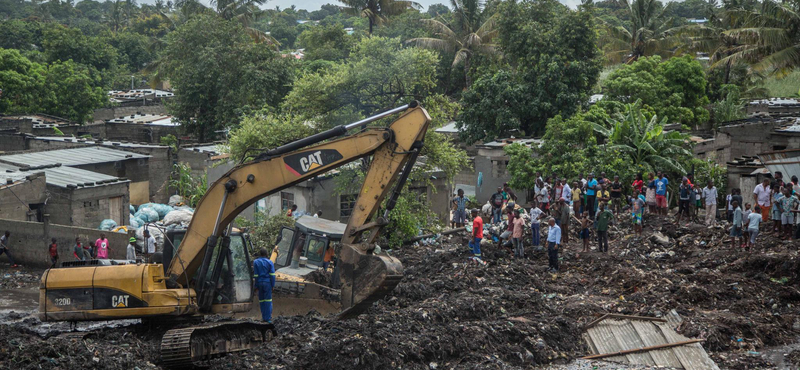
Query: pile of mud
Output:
[[1, 215, 798, 369]]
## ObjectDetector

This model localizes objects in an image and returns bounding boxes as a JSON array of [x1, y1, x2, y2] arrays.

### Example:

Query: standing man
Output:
[[558, 198, 571, 244], [95, 234, 110, 260], [538, 180, 551, 215], [610, 175, 623, 215], [702, 180, 719, 226], [469, 209, 483, 259], [73, 238, 89, 261], [144, 229, 156, 262], [595, 202, 614, 253], [452, 189, 468, 228], [586, 174, 598, 219], [529, 203, 543, 249], [655, 172, 669, 216], [253, 248, 276, 322], [503, 183, 518, 202], [753, 178, 771, 230], [0, 231, 18, 267], [127, 237, 138, 261], [779, 187, 798, 240], [677, 178, 692, 225], [490, 187, 504, 223], [546, 218, 561, 272], [571, 181, 582, 215], [48, 238, 59, 268], [561, 179, 572, 207]]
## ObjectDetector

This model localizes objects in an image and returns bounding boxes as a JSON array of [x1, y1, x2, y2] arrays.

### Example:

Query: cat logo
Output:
[[299, 151, 324, 172], [112, 295, 130, 308], [284, 149, 344, 177]]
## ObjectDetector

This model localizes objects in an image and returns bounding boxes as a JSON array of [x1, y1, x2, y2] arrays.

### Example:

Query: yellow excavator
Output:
[[37, 103, 431, 367]]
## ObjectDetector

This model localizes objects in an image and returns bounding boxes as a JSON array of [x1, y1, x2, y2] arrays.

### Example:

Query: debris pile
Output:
[[1, 215, 798, 369]]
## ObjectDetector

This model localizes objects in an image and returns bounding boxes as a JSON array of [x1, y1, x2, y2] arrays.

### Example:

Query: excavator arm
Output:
[[166, 103, 431, 316]]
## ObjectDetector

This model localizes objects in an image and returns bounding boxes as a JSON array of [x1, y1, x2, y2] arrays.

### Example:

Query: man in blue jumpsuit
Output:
[[253, 248, 276, 322]]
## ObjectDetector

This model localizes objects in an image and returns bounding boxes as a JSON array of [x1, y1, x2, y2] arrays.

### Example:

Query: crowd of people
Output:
[[0, 230, 158, 268], [453, 170, 800, 273]]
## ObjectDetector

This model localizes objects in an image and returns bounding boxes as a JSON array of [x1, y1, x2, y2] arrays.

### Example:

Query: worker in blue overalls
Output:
[[253, 248, 276, 322]]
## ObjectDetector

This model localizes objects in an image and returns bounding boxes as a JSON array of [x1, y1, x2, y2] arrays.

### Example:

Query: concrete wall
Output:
[[105, 122, 181, 144], [0, 174, 46, 221], [178, 148, 217, 178], [47, 182, 130, 228], [93, 105, 168, 122], [0, 133, 27, 152], [473, 148, 530, 207], [0, 218, 130, 267]]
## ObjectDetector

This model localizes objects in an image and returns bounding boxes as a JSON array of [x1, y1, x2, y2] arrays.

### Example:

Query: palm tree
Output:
[[593, 100, 692, 174], [601, 0, 681, 64], [339, 0, 421, 35], [720, 0, 800, 75], [173, 0, 278, 46], [406, 0, 498, 87]]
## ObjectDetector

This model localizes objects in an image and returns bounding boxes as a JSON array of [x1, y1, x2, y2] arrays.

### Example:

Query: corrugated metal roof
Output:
[[479, 137, 542, 149], [182, 144, 222, 155], [33, 136, 165, 149], [0, 146, 150, 167], [435, 121, 461, 134], [0, 162, 128, 189], [758, 149, 800, 180], [583, 312, 719, 370]]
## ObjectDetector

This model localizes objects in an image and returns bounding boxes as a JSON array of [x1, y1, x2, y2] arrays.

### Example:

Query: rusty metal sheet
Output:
[[631, 320, 684, 368], [607, 320, 657, 366], [586, 320, 629, 364], [656, 322, 720, 370]]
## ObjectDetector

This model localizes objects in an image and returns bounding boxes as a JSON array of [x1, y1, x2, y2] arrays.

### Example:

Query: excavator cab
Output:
[[274, 215, 345, 275], [164, 229, 255, 312]]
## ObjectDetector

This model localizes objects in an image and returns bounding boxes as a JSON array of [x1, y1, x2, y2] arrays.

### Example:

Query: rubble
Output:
[[0, 215, 798, 369]]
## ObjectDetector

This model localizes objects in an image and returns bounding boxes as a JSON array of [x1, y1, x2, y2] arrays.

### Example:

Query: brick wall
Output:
[[0, 134, 27, 152], [47, 182, 130, 228], [105, 122, 181, 143], [0, 174, 46, 221], [0, 218, 131, 267]]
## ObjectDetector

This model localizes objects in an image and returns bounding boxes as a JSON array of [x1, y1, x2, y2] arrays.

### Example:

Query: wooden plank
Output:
[[656, 322, 720, 370], [631, 319, 684, 368], [581, 339, 706, 360]]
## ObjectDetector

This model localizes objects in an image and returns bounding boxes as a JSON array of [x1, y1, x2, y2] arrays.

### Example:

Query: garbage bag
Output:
[[150, 204, 174, 219], [134, 208, 159, 223], [168, 195, 185, 207], [163, 209, 193, 226], [99, 219, 117, 231], [129, 218, 141, 229], [130, 204, 136, 214]]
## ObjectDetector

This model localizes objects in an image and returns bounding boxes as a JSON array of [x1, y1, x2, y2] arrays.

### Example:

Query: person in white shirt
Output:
[[127, 237, 137, 261], [753, 178, 772, 230], [529, 206, 543, 247], [702, 180, 719, 226], [561, 179, 571, 206], [144, 229, 157, 262]]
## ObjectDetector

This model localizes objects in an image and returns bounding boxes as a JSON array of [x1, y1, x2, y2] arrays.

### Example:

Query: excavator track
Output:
[[160, 321, 276, 369]]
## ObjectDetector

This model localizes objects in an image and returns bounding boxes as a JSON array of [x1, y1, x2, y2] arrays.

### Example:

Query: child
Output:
[[742, 203, 752, 248], [469, 209, 483, 259], [48, 238, 58, 268], [730, 201, 743, 247], [746, 205, 762, 250], [573, 211, 593, 255], [632, 197, 643, 238], [512, 209, 525, 258]]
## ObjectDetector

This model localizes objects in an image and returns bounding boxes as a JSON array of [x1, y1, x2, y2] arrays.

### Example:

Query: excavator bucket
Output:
[[336, 243, 403, 320]]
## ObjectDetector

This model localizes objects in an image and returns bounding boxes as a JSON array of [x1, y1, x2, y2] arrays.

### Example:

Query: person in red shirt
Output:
[[469, 209, 483, 258], [632, 174, 644, 195], [286, 204, 297, 217], [48, 238, 59, 268]]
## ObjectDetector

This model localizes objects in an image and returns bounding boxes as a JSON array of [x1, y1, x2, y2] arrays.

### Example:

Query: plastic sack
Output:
[[112, 225, 128, 233], [130, 204, 136, 214], [129, 217, 141, 229], [168, 195, 185, 207], [135, 208, 159, 223], [151, 204, 174, 219], [163, 209, 194, 226], [99, 219, 117, 231]]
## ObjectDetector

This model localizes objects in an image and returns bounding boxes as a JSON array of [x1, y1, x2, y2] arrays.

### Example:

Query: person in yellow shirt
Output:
[[571, 181, 582, 216]]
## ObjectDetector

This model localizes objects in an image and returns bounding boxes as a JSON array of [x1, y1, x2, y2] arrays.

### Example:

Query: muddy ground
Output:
[[0, 215, 798, 369]]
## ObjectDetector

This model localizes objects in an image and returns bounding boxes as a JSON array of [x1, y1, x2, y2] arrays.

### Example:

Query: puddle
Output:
[[0, 286, 39, 313]]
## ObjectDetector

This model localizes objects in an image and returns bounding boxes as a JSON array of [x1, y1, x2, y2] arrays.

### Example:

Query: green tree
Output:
[[600, 0, 681, 64], [338, 0, 420, 34], [297, 24, 354, 61], [108, 31, 153, 71], [407, 0, 498, 87], [158, 15, 295, 141], [39, 60, 106, 123], [427, 3, 450, 17], [226, 112, 315, 162], [283, 36, 438, 128], [711, 84, 745, 124], [720, 0, 800, 75], [457, 0, 601, 142], [42, 25, 118, 72], [0, 48, 45, 113], [604, 55, 709, 125], [593, 100, 693, 174]]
